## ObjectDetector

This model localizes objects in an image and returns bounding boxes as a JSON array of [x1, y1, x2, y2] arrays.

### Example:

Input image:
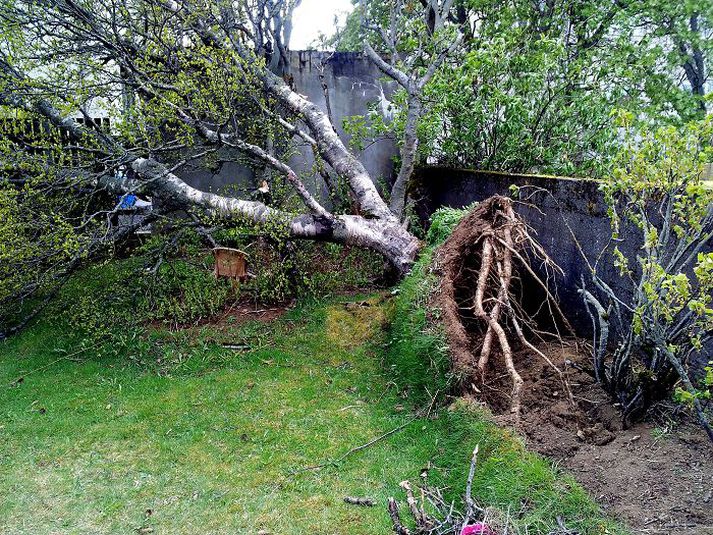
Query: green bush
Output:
[[51, 235, 233, 343], [425, 204, 474, 246], [137, 258, 232, 325], [219, 238, 385, 303]]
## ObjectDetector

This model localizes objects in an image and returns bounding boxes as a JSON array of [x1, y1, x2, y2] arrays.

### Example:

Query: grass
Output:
[[0, 279, 627, 534]]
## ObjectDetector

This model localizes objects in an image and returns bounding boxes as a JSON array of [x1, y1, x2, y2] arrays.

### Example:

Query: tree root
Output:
[[433, 196, 572, 417]]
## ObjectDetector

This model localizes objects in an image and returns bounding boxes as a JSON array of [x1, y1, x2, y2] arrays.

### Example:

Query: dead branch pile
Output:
[[386, 446, 579, 535], [433, 197, 572, 417]]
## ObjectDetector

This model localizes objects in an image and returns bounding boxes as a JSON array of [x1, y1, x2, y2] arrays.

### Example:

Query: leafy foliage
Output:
[[0, 179, 87, 319], [426, 204, 474, 246], [339, 0, 711, 177], [582, 117, 713, 436], [675, 361, 713, 407], [603, 116, 713, 356]]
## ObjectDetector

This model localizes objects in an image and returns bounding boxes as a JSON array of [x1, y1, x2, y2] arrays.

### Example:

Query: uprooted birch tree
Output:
[[0, 0, 461, 333]]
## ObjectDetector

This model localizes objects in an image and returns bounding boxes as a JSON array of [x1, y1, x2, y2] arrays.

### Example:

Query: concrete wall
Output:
[[412, 167, 712, 366], [289, 51, 399, 190], [178, 51, 399, 198]]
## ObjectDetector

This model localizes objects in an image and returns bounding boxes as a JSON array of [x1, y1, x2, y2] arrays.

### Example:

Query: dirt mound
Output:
[[482, 343, 618, 456], [496, 342, 713, 535]]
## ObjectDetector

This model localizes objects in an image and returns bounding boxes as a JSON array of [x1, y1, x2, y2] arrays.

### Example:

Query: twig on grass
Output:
[[344, 496, 376, 507], [7, 342, 99, 388], [289, 393, 439, 475]]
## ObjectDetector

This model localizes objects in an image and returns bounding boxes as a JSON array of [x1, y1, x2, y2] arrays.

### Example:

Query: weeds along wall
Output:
[[411, 167, 713, 370]]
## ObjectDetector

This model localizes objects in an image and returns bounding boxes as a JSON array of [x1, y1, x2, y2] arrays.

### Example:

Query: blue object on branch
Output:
[[119, 193, 137, 209]]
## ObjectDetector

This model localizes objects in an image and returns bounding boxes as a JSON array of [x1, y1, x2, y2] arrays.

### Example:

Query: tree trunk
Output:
[[258, 68, 396, 222], [130, 158, 421, 275], [390, 96, 422, 219]]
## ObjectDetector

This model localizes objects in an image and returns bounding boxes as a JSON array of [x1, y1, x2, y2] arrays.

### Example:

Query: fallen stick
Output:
[[7, 342, 99, 388], [221, 343, 251, 351], [290, 395, 438, 475], [344, 496, 376, 507]]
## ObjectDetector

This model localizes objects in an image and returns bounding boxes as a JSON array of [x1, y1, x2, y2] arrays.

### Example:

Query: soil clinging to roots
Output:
[[432, 196, 572, 418]]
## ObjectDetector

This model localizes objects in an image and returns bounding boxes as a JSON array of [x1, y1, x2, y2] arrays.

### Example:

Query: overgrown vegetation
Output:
[[1, 0, 711, 338], [30, 231, 386, 348], [340, 0, 711, 178], [580, 117, 713, 440]]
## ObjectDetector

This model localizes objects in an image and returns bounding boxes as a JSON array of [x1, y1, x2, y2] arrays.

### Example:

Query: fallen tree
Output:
[[0, 0, 463, 332]]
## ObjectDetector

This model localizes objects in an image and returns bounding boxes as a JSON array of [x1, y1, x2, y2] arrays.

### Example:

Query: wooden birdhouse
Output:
[[212, 247, 249, 281]]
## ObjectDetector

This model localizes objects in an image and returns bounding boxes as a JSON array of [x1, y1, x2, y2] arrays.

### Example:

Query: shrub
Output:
[[210, 232, 386, 303], [47, 227, 387, 345], [137, 258, 232, 325], [581, 117, 713, 440]]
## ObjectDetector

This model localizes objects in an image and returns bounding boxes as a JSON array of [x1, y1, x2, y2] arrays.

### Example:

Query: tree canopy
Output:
[[0, 0, 711, 335], [344, 0, 711, 176]]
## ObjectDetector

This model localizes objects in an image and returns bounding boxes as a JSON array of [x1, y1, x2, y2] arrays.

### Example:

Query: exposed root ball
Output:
[[432, 196, 572, 417]]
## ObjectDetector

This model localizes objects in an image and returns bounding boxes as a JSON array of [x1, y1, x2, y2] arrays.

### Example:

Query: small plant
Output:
[[580, 117, 713, 441], [674, 361, 713, 410], [138, 258, 232, 325], [426, 205, 473, 246]]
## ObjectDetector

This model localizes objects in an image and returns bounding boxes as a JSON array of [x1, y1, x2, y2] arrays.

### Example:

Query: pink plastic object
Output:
[[460, 523, 496, 535]]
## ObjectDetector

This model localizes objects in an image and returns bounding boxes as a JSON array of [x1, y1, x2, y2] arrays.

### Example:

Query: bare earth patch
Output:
[[479, 343, 713, 535]]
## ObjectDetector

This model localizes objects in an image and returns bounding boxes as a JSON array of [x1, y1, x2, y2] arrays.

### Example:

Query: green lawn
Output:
[[0, 295, 626, 534]]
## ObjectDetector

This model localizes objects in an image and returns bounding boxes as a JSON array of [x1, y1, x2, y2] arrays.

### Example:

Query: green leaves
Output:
[[674, 358, 712, 407], [414, 0, 627, 176], [600, 117, 713, 419], [0, 182, 83, 310], [357, 0, 711, 176]]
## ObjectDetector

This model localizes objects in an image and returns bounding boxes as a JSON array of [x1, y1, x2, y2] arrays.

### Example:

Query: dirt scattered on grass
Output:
[[474, 342, 713, 535], [214, 301, 291, 326]]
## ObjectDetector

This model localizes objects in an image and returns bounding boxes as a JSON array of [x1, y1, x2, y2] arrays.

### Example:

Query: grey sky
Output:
[[290, 0, 354, 50]]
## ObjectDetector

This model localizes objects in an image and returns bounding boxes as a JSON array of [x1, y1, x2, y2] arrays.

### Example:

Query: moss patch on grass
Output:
[[325, 296, 388, 351]]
